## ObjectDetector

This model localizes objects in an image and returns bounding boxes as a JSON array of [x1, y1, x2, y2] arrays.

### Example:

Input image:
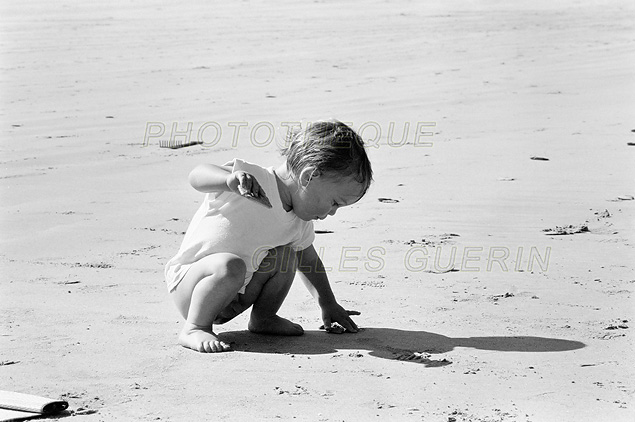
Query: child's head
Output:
[[280, 120, 373, 221], [281, 120, 373, 196]]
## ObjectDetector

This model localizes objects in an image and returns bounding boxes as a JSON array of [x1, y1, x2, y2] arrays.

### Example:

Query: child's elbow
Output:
[[188, 165, 204, 190]]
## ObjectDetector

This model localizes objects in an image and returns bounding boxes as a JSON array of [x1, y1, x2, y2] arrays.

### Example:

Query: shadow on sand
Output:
[[221, 328, 585, 367]]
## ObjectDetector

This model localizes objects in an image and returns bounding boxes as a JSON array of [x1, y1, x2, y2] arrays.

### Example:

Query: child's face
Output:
[[293, 173, 365, 221]]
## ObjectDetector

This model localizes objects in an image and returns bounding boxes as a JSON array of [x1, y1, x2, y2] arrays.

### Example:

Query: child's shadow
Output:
[[222, 328, 585, 367]]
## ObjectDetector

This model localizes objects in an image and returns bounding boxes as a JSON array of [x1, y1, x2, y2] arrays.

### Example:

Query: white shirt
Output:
[[165, 158, 315, 292]]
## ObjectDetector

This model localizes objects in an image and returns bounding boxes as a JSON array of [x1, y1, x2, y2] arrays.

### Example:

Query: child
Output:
[[165, 120, 373, 353]]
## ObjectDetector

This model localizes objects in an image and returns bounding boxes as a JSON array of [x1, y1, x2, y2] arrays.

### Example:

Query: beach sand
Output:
[[1, 0, 634, 420]]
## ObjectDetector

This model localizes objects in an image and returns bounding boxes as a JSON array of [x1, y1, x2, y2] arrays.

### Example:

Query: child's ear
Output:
[[299, 166, 321, 188]]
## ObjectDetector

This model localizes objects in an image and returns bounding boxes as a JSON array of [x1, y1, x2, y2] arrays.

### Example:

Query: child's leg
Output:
[[171, 253, 246, 353], [240, 246, 304, 335]]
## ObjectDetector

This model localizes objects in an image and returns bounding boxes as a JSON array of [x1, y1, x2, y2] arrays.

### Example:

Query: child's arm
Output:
[[188, 163, 233, 193], [189, 163, 271, 207], [296, 244, 359, 333]]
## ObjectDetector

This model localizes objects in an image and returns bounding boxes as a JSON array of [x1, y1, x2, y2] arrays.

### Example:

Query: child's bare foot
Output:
[[178, 322, 231, 353], [248, 314, 304, 336]]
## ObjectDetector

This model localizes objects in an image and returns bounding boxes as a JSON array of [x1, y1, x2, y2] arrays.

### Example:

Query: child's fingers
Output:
[[321, 317, 333, 332], [256, 190, 273, 208], [251, 178, 262, 195], [319, 316, 358, 334], [241, 174, 253, 194], [248, 179, 273, 208], [335, 309, 359, 333], [234, 174, 272, 208], [235, 172, 251, 196], [246, 188, 272, 208], [340, 317, 358, 333], [255, 182, 266, 200], [320, 321, 346, 334], [325, 324, 345, 334]]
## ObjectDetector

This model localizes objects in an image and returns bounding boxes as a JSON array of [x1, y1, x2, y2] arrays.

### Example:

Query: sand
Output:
[[1, 0, 634, 420]]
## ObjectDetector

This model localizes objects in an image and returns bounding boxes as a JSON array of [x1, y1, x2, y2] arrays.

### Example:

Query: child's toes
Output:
[[217, 341, 231, 352], [200, 341, 212, 353], [202, 341, 230, 353]]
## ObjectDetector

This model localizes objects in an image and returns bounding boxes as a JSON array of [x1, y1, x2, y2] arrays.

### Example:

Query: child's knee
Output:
[[218, 254, 247, 283]]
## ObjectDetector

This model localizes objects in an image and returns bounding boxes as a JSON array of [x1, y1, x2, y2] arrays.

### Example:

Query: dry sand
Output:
[[1, 0, 634, 421]]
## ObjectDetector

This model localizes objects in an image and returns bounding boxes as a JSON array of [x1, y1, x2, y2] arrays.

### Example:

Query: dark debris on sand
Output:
[[542, 224, 589, 235]]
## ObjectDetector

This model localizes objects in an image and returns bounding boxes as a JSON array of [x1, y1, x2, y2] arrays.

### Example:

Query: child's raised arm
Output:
[[188, 163, 233, 193], [189, 163, 272, 208]]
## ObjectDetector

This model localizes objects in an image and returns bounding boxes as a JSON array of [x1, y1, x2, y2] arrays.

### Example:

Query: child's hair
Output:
[[281, 120, 373, 197]]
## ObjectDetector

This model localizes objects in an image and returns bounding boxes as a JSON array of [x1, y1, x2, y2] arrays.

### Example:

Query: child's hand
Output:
[[226, 171, 272, 208], [320, 303, 360, 334]]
